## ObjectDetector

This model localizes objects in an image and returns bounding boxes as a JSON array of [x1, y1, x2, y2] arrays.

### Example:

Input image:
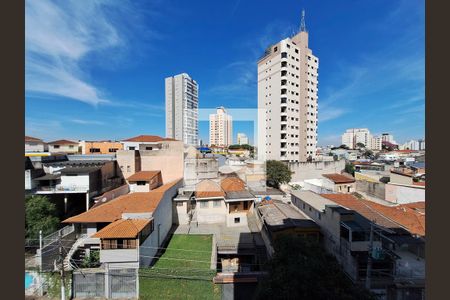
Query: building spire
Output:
[[300, 9, 307, 32]]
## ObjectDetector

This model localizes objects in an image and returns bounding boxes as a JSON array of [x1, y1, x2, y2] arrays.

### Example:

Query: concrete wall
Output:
[[80, 141, 123, 154], [139, 179, 182, 267], [100, 249, 138, 263], [173, 201, 190, 225], [25, 142, 46, 152], [197, 199, 227, 224], [385, 183, 425, 204], [333, 182, 356, 194], [289, 160, 345, 182], [93, 185, 129, 205], [390, 173, 413, 185], [356, 180, 386, 200], [48, 144, 79, 154], [129, 183, 150, 193], [61, 174, 90, 190]]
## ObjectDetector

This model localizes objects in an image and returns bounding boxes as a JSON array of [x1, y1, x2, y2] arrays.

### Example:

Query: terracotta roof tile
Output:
[[48, 139, 78, 145], [25, 136, 44, 142], [321, 194, 425, 236], [127, 171, 161, 182], [322, 173, 355, 184], [92, 219, 151, 239], [122, 135, 178, 142], [63, 179, 181, 223], [221, 177, 246, 192], [195, 180, 225, 199]]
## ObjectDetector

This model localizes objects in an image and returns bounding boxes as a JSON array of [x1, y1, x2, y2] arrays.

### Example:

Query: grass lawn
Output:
[[139, 234, 221, 300]]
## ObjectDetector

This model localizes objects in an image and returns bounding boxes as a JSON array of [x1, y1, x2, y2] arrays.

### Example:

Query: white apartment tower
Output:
[[257, 10, 319, 162], [341, 128, 371, 149], [209, 107, 233, 146], [237, 133, 249, 145], [165, 73, 199, 146]]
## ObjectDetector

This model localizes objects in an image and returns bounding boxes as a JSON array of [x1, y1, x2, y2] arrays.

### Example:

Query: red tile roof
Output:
[[221, 177, 246, 192], [127, 171, 161, 182], [195, 180, 225, 199], [48, 139, 78, 145], [322, 173, 355, 184], [63, 179, 181, 223], [321, 194, 425, 236], [122, 135, 177, 142], [25, 136, 44, 142], [92, 219, 151, 238]]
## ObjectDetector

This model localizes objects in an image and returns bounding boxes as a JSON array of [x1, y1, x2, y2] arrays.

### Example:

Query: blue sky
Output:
[[25, 0, 424, 146]]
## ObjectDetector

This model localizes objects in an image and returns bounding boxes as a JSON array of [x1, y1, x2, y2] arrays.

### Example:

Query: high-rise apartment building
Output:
[[341, 128, 371, 149], [381, 133, 397, 145], [257, 11, 319, 162], [209, 107, 232, 146], [237, 133, 249, 145], [165, 73, 199, 146]]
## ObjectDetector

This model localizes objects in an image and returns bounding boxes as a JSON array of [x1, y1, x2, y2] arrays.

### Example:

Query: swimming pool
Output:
[[25, 272, 34, 289]]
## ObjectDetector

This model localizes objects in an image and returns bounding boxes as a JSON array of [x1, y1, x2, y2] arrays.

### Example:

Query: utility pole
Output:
[[365, 222, 374, 290], [39, 230, 43, 273], [59, 232, 66, 300]]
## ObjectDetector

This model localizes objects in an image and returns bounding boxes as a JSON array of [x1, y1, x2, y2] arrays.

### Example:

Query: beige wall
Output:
[[334, 182, 356, 194], [197, 199, 227, 224], [390, 172, 413, 185]]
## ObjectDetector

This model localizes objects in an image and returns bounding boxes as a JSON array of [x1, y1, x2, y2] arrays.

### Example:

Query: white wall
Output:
[[129, 183, 150, 193], [25, 142, 46, 152], [60, 174, 90, 190], [385, 183, 425, 204], [196, 199, 227, 224]]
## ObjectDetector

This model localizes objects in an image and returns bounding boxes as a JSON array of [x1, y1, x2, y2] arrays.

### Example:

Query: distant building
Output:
[[341, 128, 371, 149], [237, 133, 249, 145], [370, 135, 382, 150], [47, 139, 79, 154], [209, 107, 232, 147], [120, 135, 175, 151], [381, 133, 397, 145], [79, 140, 123, 154], [399, 139, 422, 151], [25, 136, 47, 153], [165, 73, 199, 146], [257, 10, 319, 162]]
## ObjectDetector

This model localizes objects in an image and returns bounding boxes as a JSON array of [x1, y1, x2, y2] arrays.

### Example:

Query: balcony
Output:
[[36, 184, 90, 194]]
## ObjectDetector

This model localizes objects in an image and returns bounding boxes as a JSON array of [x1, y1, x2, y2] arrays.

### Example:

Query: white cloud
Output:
[[25, 0, 156, 106], [319, 107, 349, 123], [69, 119, 106, 125]]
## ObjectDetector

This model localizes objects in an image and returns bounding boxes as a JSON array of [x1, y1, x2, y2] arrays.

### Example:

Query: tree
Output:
[[25, 195, 60, 239], [363, 149, 374, 158], [266, 160, 292, 188], [356, 142, 366, 149], [345, 163, 355, 176], [255, 235, 376, 300], [81, 250, 100, 268]]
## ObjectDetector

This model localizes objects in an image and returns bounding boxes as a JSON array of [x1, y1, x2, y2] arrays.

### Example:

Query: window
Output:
[[176, 202, 184, 207], [200, 201, 209, 208], [145, 147, 153, 150], [69, 145, 74, 149], [274, 46, 278, 52], [136, 181, 147, 186], [243, 201, 249, 210], [213, 200, 221, 208], [302, 202, 306, 209], [129, 146, 135, 150], [234, 217, 240, 224], [90, 148, 101, 153], [109, 148, 118, 152], [127, 166, 131, 172], [53, 145, 60, 149]]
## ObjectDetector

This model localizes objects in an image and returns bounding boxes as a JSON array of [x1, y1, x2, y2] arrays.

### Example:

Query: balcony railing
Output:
[[37, 184, 89, 192]]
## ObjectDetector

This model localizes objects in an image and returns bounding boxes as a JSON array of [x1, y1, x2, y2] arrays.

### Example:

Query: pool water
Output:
[[25, 272, 34, 289]]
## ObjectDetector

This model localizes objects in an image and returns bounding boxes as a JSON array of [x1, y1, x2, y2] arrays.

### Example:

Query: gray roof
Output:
[[290, 190, 338, 212], [258, 201, 318, 231], [61, 166, 101, 175], [34, 173, 61, 181], [225, 190, 256, 200]]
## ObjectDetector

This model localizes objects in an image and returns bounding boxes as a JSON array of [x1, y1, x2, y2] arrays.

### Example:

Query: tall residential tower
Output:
[[257, 10, 319, 162], [209, 107, 233, 146], [165, 73, 199, 146]]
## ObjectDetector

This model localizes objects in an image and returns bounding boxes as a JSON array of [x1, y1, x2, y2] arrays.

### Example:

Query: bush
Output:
[[25, 195, 60, 239]]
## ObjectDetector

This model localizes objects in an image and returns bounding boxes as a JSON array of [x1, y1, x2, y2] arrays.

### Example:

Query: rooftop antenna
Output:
[[300, 9, 307, 32]]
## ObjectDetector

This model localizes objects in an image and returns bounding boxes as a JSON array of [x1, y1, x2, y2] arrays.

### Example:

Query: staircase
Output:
[[63, 234, 88, 271]]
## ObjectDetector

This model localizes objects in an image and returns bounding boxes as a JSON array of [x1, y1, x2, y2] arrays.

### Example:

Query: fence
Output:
[[42, 224, 75, 248], [72, 268, 138, 299]]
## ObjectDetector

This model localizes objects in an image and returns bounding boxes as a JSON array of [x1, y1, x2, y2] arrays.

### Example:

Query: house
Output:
[[188, 177, 256, 227], [127, 171, 162, 192], [79, 140, 123, 154], [116, 137, 184, 183], [62, 179, 182, 270], [47, 139, 80, 154], [291, 191, 425, 298], [321, 173, 356, 193], [25, 136, 47, 153], [120, 135, 176, 151], [257, 200, 320, 256]]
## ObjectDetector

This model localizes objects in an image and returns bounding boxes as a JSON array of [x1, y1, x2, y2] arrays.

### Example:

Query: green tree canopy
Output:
[[356, 142, 366, 149], [266, 160, 292, 188], [255, 235, 376, 300], [25, 195, 60, 239], [345, 163, 356, 176]]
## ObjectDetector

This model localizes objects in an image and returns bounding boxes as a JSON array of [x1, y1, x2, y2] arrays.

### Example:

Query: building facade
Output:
[[237, 133, 249, 145], [257, 11, 319, 162], [79, 140, 123, 154], [165, 73, 199, 146], [341, 128, 371, 149], [209, 107, 233, 146]]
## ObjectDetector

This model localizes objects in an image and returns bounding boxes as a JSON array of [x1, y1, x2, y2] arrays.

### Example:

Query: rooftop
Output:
[[25, 136, 44, 143], [127, 171, 161, 182], [258, 201, 319, 231], [63, 179, 181, 223], [122, 135, 177, 143], [47, 139, 78, 145], [92, 218, 151, 239], [60, 166, 102, 175], [195, 180, 225, 199], [322, 173, 355, 184], [290, 190, 337, 212], [220, 177, 246, 192]]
